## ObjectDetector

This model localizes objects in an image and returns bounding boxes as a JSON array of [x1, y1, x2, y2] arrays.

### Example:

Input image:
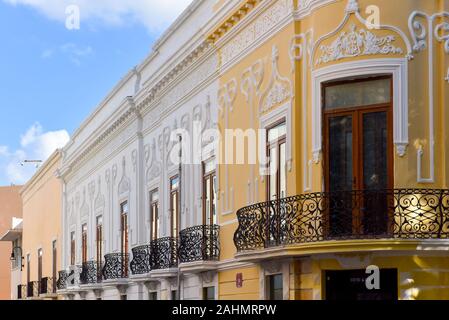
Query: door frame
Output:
[[322, 75, 394, 237], [322, 75, 394, 193]]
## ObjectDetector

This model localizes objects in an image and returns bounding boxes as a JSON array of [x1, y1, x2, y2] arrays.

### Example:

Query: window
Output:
[[37, 249, 43, 284], [70, 232, 76, 266], [26, 254, 30, 284], [120, 201, 129, 277], [203, 287, 215, 300], [52, 241, 57, 293], [267, 122, 287, 201], [171, 290, 178, 300], [120, 295, 127, 300], [203, 161, 216, 226], [267, 274, 283, 300], [96, 216, 103, 266], [81, 224, 88, 263], [324, 77, 391, 110], [170, 176, 179, 238], [149, 292, 158, 300], [150, 190, 160, 241]]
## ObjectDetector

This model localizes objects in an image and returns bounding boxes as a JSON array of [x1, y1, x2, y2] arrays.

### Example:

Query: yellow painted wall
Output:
[[214, 0, 449, 300], [294, 254, 449, 300], [21, 151, 62, 284], [219, 266, 260, 300]]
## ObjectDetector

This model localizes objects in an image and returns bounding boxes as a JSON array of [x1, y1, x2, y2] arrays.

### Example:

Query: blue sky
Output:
[[0, 0, 191, 185]]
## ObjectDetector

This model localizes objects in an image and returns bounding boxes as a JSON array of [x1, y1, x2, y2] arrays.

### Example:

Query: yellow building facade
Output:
[[20, 151, 62, 300], [214, 0, 449, 300]]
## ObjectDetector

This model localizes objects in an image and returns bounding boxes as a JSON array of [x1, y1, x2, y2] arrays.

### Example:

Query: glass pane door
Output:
[[362, 111, 389, 235], [327, 115, 354, 237]]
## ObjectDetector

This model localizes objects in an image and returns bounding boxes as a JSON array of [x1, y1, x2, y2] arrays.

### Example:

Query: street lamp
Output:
[[10, 246, 24, 271], [20, 160, 43, 169]]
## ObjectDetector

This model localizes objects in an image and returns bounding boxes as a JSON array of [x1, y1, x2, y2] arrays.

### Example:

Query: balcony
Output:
[[102, 253, 129, 280], [179, 225, 220, 264], [56, 270, 68, 290], [130, 245, 151, 275], [80, 261, 103, 285], [234, 189, 449, 254], [150, 237, 178, 270], [40, 277, 56, 296]]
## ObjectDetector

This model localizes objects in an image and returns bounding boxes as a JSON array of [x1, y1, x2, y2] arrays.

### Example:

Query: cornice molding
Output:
[[217, 0, 295, 73], [294, 0, 337, 19], [207, 0, 261, 43]]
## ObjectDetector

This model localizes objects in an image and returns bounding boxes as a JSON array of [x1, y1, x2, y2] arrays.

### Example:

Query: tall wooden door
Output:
[[323, 76, 393, 238]]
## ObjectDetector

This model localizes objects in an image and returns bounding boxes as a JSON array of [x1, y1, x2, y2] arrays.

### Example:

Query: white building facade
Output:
[[56, 0, 228, 300]]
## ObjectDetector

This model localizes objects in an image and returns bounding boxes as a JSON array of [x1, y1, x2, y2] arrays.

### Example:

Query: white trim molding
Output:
[[409, 11, 449, 183], [260, 101, 292, 173], [290, 30, 314, 192], [311, 58, 409, 163]]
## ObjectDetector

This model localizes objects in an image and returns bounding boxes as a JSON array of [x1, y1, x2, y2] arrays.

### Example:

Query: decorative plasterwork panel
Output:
[[311, 0, 413, 70], [218, 79, 237, 215], [260, 46, 292, 116], [316, 24, 403, 66], [241, 59, 264, 205], [409, 11, 449, 84], [118, 156, 130, 195], [146, 139, 162, 185], [289, 30, 313, 192], [94, 176, 105, 211], [408, 11, 449, 183], [220, 0, 294, 67], [80, 188, 89, 219]]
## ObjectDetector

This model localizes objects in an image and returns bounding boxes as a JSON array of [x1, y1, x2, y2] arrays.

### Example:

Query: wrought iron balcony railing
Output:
[[102, 253, 129, 280], [150, 237, 178, 270], [234, 189, 449, 252], [27, 281, 39, 298], [80, 261, 103, 285], [67, 265, 81, 287], [40, 277, 56, 295], [179, 225, 220, 263], [56, 270, 68, 290], [130, 245, 151, 275]]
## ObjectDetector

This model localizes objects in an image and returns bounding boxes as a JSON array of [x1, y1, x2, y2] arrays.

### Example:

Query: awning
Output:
[[0, 229, 22, 242]]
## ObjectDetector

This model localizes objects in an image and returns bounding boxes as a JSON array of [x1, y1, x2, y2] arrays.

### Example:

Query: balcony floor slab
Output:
[[235, 239, 449, 263]]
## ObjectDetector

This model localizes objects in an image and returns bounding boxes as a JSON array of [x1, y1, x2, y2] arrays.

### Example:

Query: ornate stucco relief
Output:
[[94, 176, 105, 212], [241, 59, 264, 205], [290, 30, 313, 192], [311, 0, 413, 70], [220, 0, 294, 68], [118, 157, 131, 196], [260, 46, 292, 116], [218, 78, 237, 215], [315, 24, 403, 66], [408, 11, 449, 183]]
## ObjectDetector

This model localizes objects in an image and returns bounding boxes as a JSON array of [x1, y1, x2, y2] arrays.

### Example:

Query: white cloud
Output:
[[0, 146, 9, 156], [41, 43, 93, 65], [3, 0, 193, 33], [0, 123, 70, 185]]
